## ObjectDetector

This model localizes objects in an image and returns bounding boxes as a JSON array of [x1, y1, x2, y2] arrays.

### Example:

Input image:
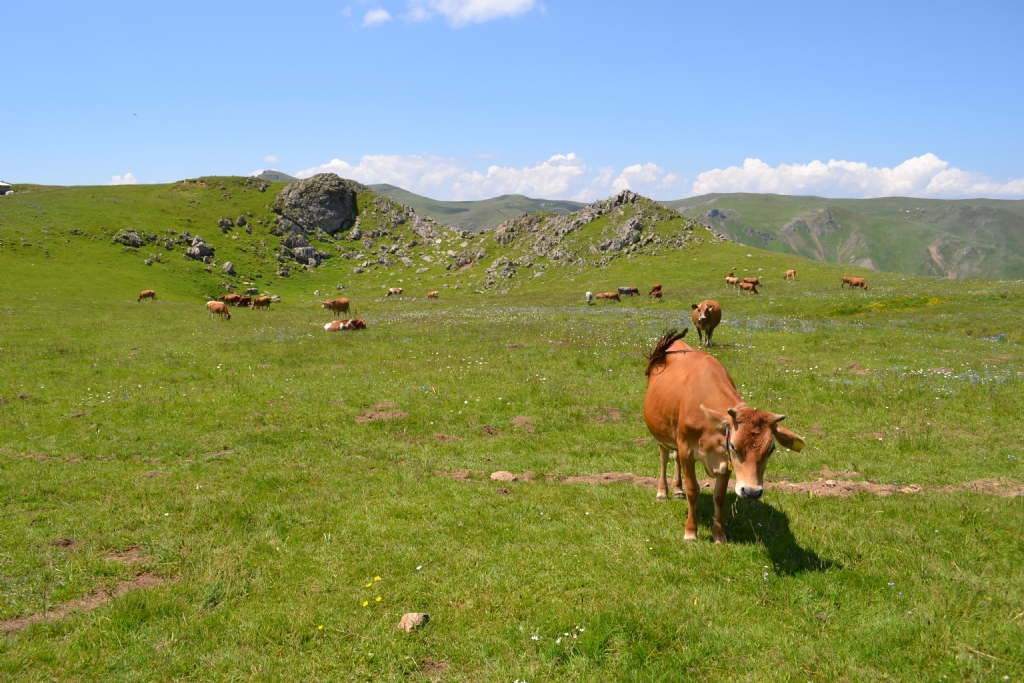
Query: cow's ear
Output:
[[700, 404, 732, 433], [773, 424, 805, 452], [691, 303, 698, 310]]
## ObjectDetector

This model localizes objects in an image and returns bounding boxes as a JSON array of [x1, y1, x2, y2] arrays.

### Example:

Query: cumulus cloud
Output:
[[451, 153, 587, 200], [691, 154, 1024, 199], [264, 154, 279, 163], [110, 173, 137, 185], [363, 8, 392, 26], [296, 154, 462, 194], [406, 0, 535, 26]]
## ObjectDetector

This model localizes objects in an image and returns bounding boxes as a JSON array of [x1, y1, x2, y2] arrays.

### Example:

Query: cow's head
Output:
[[700, 404, 805, 499], [691, 301, 714, 322]]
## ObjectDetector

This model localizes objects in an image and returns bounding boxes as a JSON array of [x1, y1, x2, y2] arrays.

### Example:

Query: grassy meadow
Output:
[[1, 182, 1024, 681]]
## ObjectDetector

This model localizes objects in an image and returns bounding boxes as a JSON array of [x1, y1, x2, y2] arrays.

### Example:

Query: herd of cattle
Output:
[[588, 270, 867, 303]]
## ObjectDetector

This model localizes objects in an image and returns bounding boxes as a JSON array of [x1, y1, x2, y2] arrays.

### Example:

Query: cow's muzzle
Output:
[[737, 484, 763, 499]]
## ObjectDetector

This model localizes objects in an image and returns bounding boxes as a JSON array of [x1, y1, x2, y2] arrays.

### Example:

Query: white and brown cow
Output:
[[386, 287, 403, 297], [324, 318, 367, 331], [206, 301, 231, 321], [643, 330, 804, 543]]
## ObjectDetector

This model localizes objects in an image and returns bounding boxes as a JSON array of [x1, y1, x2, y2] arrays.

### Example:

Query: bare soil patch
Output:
[[634, 437, 652, 447], [506, 343, 524, 349], [372, 401, 398, 409], [480, 425, 500, 436], [49, 538, 79, 549], [982, 354, 1012, 364], [436, 469, 484, 481], [434, 433, 457, 442], [776, 356, 800, 364], [937, 478, 1024, 497], [105, 545, 145, 565], [594, 407, 621, 424], [0, 572, 169, 634], [420, 658, 448, 679], [356, 410, 407, 423], [68, 412, 90, 419], [140, 470, 164, 478], [770, 479, 922, 497], [511, 416, 535, 433]]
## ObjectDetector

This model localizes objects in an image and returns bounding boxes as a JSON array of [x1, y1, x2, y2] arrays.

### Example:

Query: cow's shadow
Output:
[[695, 493, 837, 575]]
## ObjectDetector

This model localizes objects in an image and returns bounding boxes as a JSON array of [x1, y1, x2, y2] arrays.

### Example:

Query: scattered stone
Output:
[[337, 284, 345, 290], [270, 295, 281, 303], [246, 287, 259, 295], [490, 471, 517, 482], [398, 612, 430, 632], [354, 267, 364, 274], [313, 289, 320, 296], [236, 215, 246, 226], [112, 229, 144, 248], [221, 261, 235, 275]]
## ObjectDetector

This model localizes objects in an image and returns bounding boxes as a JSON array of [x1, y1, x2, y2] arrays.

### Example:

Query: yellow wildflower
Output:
[[375, 596, 382, 602], [362, 601, 369, 607]]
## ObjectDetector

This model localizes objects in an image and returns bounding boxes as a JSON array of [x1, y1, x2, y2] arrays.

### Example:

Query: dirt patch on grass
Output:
[[0, 572, 169, 634], [634, 437, 652, 447], [67, 412, 90, 419], [434, 433, 457, 442], [776, 356, 800, 364], [511, 416, 535, 433], [356, 410, 408, 423], [372, 401, 398, 409], [771, 479, 922, 497], [420, 658, 448, 679], [594, 407, 621, 424], [937, 478, 1024, 497], [49, 538, 79, 549], [506, 343, 524, 349], [436, 469, 484, 481], [480, 425, 500, 436], [982, 354, 1012, 364], [140, 470, 164, 478], [563, 472, 660, 488], [106, 545, 146, 565]]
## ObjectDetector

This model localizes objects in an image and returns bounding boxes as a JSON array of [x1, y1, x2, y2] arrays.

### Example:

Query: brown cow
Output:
[[840, 276, 854, 287], [386, 287, 403, 297], [783, 270, 797, 280], [594, 292, 621, 302], [235, 296, 252, 307], [427, 291, 439, 299], [219, 293, 242, 306], [324, 318, 367, 332], [250, 296, 272, 310], [137, 290, 156, 303], [322, 298, 350, 315], [691, 300, 722, 347], [648, 284, 663, 296], [846, 277, 868, 290], [742, 277, 761, 286], [643, 330, 805, 542], [738, 282, 759, 295], [206, 301, 231, 321], [727, 270, 734, 277], [725, 276, 740, 287], [651, 290, 663, 302]]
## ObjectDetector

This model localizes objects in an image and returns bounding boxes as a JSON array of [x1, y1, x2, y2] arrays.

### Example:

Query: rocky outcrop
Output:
[[221, 261, 235, 275], [185, 235, 214, 262], [274, 174, 362, 236], [112, 229, 144, 248]]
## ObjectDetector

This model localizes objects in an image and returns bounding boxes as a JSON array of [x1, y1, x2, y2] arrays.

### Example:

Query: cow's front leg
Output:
[[673, 449, 685, 499], [712, 471, 730, 544], [657, 444, 671, 500], [683, 455, 700, 541]]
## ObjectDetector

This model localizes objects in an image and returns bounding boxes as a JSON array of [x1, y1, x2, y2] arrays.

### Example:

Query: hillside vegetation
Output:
[[2, 178, 1023, 681], [663, 193, 1024, 280]]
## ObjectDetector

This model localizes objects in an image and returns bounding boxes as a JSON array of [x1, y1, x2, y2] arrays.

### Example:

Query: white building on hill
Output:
[[0, 182, 11, 196]]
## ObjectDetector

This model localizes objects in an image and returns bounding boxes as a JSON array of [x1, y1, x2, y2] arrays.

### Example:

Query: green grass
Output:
[[1, 182, 1024, 681]]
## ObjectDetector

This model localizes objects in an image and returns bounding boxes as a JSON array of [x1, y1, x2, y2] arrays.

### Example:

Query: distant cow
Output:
[[691, 300, 722, 347], [427, 291, 439, 299], [846, 277, 868, 290], [322, 298, 350, 315], [137, 290, 156, 303], [742, 277, 761, 287], [739, 282, 759, 295], [651, 290, 663, 302], [725, 276, 740, 287], [618, 286, 640, 297], [235, 296, 252, 307], [386, 287, 403, 297], [219, 293, 242, 306], [250, 296, 272, 310], [841, 276, 854, 287], [594, 292, 621, 302], [585, 291, 594, 305], [206, 301, 231, 320], [727, 270, 734, 277], [649, 284, 663, 296], [324, 318, 367, 331], [784, 270, 797, 280]]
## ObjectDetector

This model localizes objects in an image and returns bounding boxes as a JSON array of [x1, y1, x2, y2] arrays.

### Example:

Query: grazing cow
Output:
[[427, 291, 439, 299], [386, 287, 403, 297], [846, 277, 868, 290], [236, 296, 252, 307], [137, 290, 156, 303], [594, 292, 621, 302], [618, 286, 640, 297], [649, 284, 663, 296], [725, 276, 740, 287], [841, 276, 854, 287], [322, 298, 350, 315], [643, 330, 805, 542], [585, 291, 594, 305], [324, 318, 367, 332], [738, 282, 759, 295], [651, 290, 663, 302], [206, 301, 231, 321], [784, 270, 797, 280], [690, 300, 722, 347], [727, 270, 734, 277], [250, 296, 272, 310], [218, 293, 242, 306], [742, 277, 761, 287]]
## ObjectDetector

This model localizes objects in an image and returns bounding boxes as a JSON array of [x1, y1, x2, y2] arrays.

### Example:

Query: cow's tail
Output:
[[645, 329, 688, 377]]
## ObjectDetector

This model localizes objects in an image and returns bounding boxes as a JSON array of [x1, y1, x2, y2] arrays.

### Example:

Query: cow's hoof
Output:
[[713, 535, 726, 545], [656, 491, 668, 501], [673, 490, 685, 499], [684, 532, 698, 541]]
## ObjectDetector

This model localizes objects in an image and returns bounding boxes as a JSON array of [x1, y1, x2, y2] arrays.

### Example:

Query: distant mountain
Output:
[[661, 193, 1024, 279], [370, 184, 586, 232], [255, 170, 299, 183]]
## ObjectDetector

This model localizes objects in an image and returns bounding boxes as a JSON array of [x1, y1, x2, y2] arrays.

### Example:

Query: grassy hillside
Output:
[[255, 170, 298, 183], [662, 193, 1024, 280], [371, 184, 585, 232], [2, 180, 1023, 681]]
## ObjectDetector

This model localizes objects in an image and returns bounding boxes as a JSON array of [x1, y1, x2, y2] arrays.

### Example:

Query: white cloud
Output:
[[611, 163, 663, 194], [110, 173, 137, 185], [363, 8, 392, 26], [451, 153, 587, 200], [690, 154, 1024, 199], [406, 0, 535, 26], [296, 154, 462, 195], [264, 154, 279, 163]]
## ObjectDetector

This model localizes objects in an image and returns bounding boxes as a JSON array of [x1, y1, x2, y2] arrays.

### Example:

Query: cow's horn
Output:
[[773, 414, 786, 422]]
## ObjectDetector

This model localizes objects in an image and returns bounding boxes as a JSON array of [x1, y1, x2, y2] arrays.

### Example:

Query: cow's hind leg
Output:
[[657, 445, 671, 501], [682, 454, 700, 541], [712, 472, 730, 544], [673, 448, 685, 498]]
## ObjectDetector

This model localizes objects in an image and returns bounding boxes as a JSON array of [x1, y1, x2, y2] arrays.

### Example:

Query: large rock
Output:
[[112, 229, 144, 248], [221, 261, 235, 275], [185, 236, 214, 260], [273, 174, 362, 235]]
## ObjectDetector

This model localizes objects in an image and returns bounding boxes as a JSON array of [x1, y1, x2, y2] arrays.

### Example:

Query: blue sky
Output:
[[2, 1, 1023, 200]]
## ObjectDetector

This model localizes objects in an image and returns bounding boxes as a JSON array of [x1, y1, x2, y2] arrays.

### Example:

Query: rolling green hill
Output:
[[370, 183, 585, 232], [255, 170, 298, 182], [662, 193, 1024, 280]]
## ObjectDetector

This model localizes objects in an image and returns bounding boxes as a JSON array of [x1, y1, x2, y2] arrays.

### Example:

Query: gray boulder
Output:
[[185, 236, 214, 260], [222, 261, 235, 275], [273, 174, 361, 235], [236, 215, 247, 227], [112, 229, 144, 248]]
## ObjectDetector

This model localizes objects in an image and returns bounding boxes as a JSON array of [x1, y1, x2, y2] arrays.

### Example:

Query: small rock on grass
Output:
[[399, 612, 430, 632], [490, 471, 517, 482]]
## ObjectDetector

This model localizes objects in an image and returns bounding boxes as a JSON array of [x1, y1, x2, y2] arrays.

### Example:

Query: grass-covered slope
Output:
[[2, 179, 1024, 681], [663, 193, 1024, 280], [371, 183, 586, 232]]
